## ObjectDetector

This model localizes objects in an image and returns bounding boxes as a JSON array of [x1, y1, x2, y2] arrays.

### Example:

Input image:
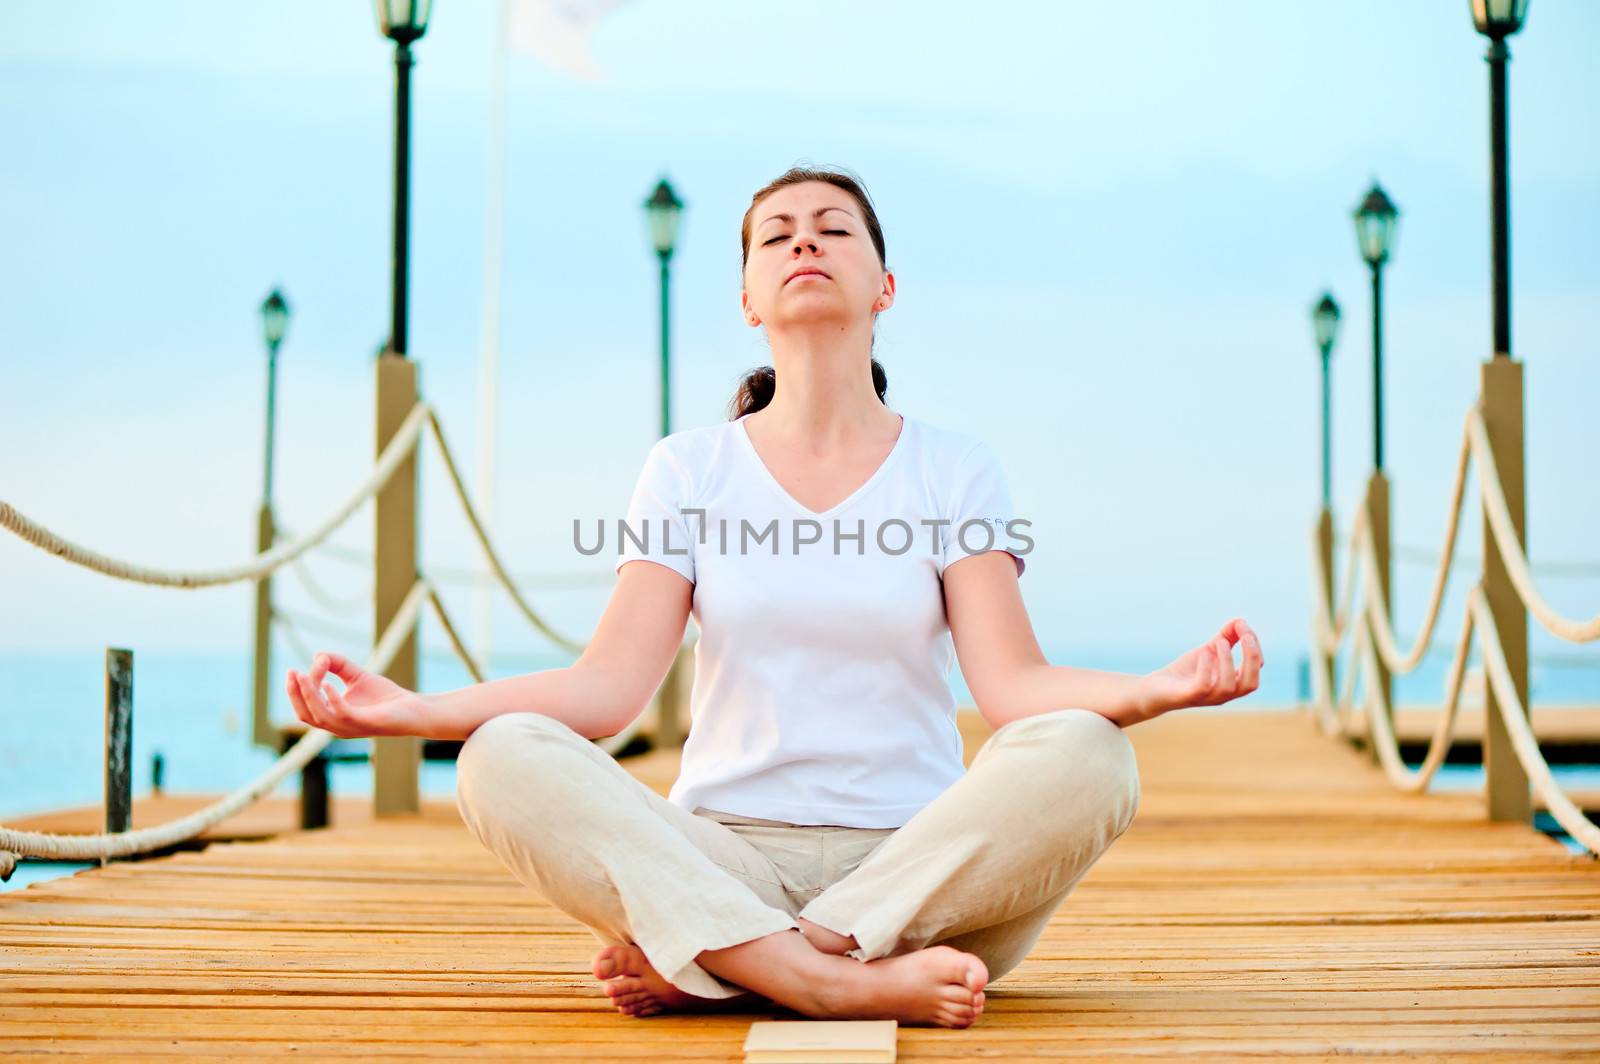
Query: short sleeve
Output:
[[614, 439, 697, 585], [940, 441, 1026, 578]]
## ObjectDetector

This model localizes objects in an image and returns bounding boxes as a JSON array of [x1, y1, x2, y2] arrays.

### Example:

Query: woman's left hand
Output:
[[1139, 618, 1263, 719]]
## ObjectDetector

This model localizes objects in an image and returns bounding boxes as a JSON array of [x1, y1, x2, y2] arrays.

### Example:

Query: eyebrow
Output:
[[759, 206, 853, 229]]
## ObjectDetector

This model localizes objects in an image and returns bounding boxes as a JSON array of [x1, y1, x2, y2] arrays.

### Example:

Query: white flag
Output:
[[507, 0, 630, 81]]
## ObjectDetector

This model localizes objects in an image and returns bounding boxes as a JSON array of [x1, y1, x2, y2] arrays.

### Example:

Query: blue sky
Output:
[[3, 1, 1598, 705]]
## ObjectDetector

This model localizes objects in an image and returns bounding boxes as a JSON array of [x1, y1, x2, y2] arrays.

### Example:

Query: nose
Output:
[[790, 232, 820, 255]]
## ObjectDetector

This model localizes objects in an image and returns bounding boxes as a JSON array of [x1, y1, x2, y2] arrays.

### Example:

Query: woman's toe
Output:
[[611, 990, 653, 1008], [593, 946, 626, 979], [604, 976, 645, 999]]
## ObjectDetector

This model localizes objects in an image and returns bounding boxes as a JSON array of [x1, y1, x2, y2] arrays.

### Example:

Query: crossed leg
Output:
[[453, 711, 990, 1026], [793, 707, 1142, 982]]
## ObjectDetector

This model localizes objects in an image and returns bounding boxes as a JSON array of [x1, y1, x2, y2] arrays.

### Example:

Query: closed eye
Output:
[[762, 230, 850, 246]]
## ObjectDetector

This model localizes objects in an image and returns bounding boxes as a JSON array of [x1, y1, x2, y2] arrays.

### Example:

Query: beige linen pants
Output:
[[454, 707, 1140, 1000]]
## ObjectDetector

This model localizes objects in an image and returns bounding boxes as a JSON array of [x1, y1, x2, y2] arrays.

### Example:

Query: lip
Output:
[[785, 267, 831, 285]]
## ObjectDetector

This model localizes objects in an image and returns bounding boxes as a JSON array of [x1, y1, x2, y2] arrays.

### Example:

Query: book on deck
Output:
[[742, 1019, 898, 1063]]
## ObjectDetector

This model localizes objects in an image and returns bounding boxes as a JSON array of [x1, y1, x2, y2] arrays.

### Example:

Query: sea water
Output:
[[3, 647, 1595, 889]]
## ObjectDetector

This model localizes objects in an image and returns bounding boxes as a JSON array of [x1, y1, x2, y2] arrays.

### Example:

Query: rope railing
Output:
[[0, 402, 431, 589], [1357, 408, 1475, 676], [408, 578, 650, 761], [281, 531, 614, 591], [1344, 536, 1600, 578], [0, 578, 426, 873], [1307, 398, 1600, 857], [287, 554, 372, 615], [418, 409, 589, 654], [1466, 406, 1600, 643], [0, 573, 653, 876], [1469, 588, 1600, 853], [0, 394, 678, 877], [1310, 503, 1368, 657]]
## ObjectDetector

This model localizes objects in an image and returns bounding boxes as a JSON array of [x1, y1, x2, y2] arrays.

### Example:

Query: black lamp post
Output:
[[1353, 182, 1399, 473], [644, 177, 685, 437], [1470, 0, 1529, 360], [373, 0, 433, 358], [251, 286, 290, 752], [1312, 292, 1341, 510], [259, 288, 289, 507]]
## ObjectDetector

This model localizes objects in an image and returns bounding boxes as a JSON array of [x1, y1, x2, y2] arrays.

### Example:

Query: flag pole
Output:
[[472, 0, 512, 670]]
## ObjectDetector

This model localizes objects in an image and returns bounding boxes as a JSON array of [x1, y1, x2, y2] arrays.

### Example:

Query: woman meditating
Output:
[[283, 165, 1263, 1029]]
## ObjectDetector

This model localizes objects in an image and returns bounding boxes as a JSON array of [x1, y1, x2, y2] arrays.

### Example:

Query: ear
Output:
[[874, 269, 896, 313], [741, 288, 761, 327]]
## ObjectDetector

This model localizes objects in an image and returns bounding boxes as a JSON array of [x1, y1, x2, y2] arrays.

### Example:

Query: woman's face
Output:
[[742, 181, 894, 331]]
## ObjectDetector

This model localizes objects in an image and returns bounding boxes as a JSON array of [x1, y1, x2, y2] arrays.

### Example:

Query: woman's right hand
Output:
[[285, 652, 428, 739]]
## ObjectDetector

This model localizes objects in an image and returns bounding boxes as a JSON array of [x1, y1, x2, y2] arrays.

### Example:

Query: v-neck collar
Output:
[[734, 411, 911, 520]]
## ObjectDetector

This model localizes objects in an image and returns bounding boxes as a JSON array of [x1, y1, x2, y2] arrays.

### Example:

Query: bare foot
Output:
[[592, 943, 755, 1018], [822, 945, 988, 1029]]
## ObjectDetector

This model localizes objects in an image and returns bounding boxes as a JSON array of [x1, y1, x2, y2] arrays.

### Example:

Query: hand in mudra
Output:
[[285, 652, 426, 739], [1141, 618, 1263, 719]]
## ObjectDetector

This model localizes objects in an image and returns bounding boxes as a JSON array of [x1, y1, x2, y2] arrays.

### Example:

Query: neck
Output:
[[757, 319, 893, 448]]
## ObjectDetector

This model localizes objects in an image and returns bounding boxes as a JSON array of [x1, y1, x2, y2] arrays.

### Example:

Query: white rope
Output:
[[1467, 406, 1600, 643], [421, 410, 590, 654], [1309, 505, 1368, 656], [417, 579, 647, 758], [0, 398, 675, 875], [1304, 623, 1342, 737], [1388, 541, 1600, 579], [1468, 587, 1600, 855], [273, 607, 320, 666], [282, 529, 614, 589], [1359, 602, 1477, 794], [287, 555, 372, 615], [0, 580, 429, 864], [0, 402, 431, 589], [1357, 411, 1475, 676]]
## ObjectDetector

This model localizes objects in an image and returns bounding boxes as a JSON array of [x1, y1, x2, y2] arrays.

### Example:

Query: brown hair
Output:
[[727, 165, 890, 420]]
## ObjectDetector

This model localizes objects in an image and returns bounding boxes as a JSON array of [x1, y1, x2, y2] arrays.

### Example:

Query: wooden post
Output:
[[104, 648, 133, 850], [1480, 356, 1531, 822], [280, 730, 330, 830], [374, 354, 420, 816], [1363, 471, 1393, 761], [1315, 505, 1336, 718], [654, 643, 693, 748], [250, 503, 276, 749]]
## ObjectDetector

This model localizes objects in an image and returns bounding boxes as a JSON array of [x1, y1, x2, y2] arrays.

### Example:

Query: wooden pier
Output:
[[3, 707, 1598, 1060]]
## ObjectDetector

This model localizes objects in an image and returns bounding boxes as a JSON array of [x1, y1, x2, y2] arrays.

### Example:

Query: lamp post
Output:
[[1470, 0, 1533, 824], [251, 288, 290, 750], [1353, 182, 1398, 474], [644, 177, 685, 438], [374, 0, 432, 358], [1471, 0, 1528, 361], [1352, 180, 1398, 758], [642, 176, 686, 749], [1310, 291, 1341, 721], [260, 289, 289, 507], [1311, 292, 1341, 511], [371, 0, 433, 816]]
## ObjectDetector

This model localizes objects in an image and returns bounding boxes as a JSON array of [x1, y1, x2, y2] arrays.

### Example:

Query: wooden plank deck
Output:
[[3, 708, 1598, 1060]]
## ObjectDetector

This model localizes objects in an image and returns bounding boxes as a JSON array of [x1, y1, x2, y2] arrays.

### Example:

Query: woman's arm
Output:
[[284, 559, 694, 742], [422, 662, 636, 742], [943, 551, 1262, 730]]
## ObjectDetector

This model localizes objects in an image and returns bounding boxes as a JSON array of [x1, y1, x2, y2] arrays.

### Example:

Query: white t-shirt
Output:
[[612, 410, 1027, 828]]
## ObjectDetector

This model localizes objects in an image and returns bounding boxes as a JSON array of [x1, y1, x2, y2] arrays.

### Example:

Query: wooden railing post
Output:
[[104, 648, 133, 864], [250, 503, 276, 749], [374, 354, 420, 815], [653, 643, 692, 748], [1315, 505, 1336, 719], [1363, 471, 1393, 761], [1480, 356, 1531, 822]]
